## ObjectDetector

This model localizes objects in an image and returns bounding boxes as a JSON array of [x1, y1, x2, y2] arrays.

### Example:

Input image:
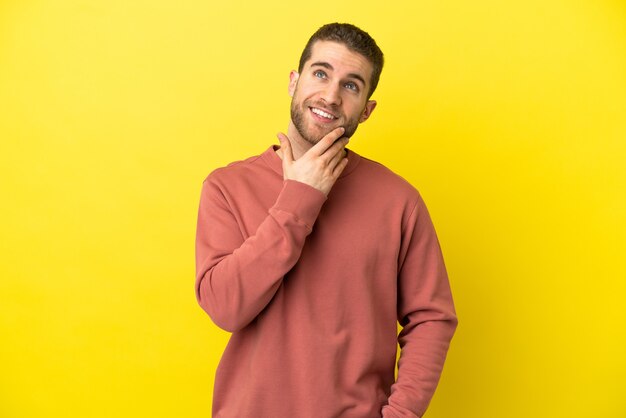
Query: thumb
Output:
[[276, 132, 294, 165]]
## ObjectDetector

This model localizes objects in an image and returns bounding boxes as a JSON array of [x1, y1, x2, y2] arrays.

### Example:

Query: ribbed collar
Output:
[[261, 145, 361, 178]]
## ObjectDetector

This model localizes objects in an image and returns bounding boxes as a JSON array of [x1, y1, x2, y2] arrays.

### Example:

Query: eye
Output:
[[313, 70, 327, 79], [344, 82, 358, 91]]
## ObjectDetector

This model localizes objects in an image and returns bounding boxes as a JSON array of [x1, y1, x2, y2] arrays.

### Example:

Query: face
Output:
[[289, 41, 377, 145]]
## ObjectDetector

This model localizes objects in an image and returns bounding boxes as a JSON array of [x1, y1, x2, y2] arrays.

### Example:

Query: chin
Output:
[[300, 126, 333, 145]]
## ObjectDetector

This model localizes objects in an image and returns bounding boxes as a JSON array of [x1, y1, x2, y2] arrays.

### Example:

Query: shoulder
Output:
[[203, 147, 277, 187], [353, 154, 422, 203]]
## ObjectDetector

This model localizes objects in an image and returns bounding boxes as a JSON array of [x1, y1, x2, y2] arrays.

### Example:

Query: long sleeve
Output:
[[382, 195, 458, 418], [195, 176, 326, 332]]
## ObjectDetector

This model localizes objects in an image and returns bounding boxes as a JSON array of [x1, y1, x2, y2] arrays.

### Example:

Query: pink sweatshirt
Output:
[[195, 146, 457, 418]]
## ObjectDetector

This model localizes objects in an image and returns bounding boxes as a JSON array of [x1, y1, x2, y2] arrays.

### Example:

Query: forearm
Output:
[[383, 315, 457, 417]]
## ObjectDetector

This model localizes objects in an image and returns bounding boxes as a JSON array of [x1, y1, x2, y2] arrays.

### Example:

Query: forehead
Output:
[[305, 41, 373, 82]]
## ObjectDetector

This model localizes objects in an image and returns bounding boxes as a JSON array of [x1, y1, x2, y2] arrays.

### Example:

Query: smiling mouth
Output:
[[310, 107, 337, 121]]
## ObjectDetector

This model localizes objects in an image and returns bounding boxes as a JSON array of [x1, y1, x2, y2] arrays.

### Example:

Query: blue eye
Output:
[[314, 70, 326, 78], [345, 82, 358, 91]]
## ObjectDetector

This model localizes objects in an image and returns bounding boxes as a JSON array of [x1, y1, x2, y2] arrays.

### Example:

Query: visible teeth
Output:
[[311, 108, 335, 119]]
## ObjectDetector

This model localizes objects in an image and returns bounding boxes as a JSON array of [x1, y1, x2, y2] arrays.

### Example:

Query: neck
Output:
[[277, 121, 314, 160]]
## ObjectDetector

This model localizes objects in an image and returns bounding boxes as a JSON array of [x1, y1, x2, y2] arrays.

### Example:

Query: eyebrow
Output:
[[310, 61, 367, 88]]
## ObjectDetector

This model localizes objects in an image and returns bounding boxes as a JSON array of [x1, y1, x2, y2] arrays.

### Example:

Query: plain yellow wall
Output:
[[1, 1, 625, 417]]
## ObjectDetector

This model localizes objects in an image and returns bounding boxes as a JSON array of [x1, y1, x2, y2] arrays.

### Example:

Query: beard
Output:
[[290, 97, 361, 145]]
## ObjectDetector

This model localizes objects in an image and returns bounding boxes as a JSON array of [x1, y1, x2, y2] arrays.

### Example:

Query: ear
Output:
[[359, 100, 377, 123], [288, 70, 299, 97]]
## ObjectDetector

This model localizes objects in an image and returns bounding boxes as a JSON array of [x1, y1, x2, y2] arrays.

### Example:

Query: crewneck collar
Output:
[[261, 144, 361, 178]]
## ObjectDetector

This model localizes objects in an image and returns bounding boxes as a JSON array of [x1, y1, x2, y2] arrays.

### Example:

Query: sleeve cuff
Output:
[[271, 180, 327, 229]]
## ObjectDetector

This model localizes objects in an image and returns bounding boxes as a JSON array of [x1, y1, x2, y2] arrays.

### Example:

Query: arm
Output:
[[195, 127, 349, 332], [382, 195, 458, 418], [195, 178, 326, 332]]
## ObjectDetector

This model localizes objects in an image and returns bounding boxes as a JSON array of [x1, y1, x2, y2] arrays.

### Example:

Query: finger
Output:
[[321, 137, 349, 164], [276, 132, 294, 164], [309, 127, 345, 156], [331, 157, 349, 178], [327, 139, 349, 168]]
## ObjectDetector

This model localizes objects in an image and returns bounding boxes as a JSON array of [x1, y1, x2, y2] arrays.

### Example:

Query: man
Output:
[[195, 23, 457, 418]]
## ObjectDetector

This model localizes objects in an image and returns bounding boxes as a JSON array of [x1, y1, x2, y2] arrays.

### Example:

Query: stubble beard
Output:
[[290, 98, 361, 145]]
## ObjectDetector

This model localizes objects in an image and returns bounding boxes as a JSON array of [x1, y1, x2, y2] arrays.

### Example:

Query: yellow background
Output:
[[1, 1, 625, 417]]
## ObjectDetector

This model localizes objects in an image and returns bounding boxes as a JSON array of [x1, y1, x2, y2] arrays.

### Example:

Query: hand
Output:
[[276, 127, 349, 196]]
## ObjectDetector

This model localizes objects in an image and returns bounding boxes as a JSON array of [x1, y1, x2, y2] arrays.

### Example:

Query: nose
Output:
[[321, 82, 342, 106]]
